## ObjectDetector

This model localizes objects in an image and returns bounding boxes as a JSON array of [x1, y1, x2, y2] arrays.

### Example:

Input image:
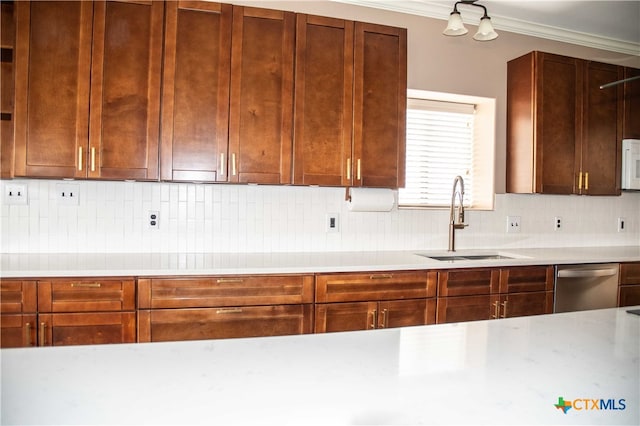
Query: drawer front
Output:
[[619, 285, 640, 307], [502, 291, 554, 318], [436, 295, 496, 324], [0, 280, 37, 313], [437, 269, 499, 297], [620, 262, 640, 285], [37, 278, 136, 312], [315, 271, 435, 303], [379, 298, 436, 328], [138, 304, 313, 343], [314, 302, 377, 333], [499, 266, 554, 293], [138, 275, 314, 309]]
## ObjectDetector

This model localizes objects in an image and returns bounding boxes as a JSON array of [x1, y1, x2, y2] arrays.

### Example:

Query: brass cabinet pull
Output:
[[78, 146, 83, 171], [578, 172, 583, 190], [380, 309, 388, 328], [220, 153, 225, 177], [39, 322, 46, 346], [369, 274, 393, 280], [216, 308, 243, 314], [71, 282, 101, 288], [370, 309, 377, 329], [356, 159, 361, 181], [231, 153, 237, 176], [491, 301, 499, 319], [501, 301, 508, 319], [24, 322, 33, 347], [584, 172, 589, 190], [216, 278, 244, 284], [346, 157, 351, 180], [90, 147, 96, 172]]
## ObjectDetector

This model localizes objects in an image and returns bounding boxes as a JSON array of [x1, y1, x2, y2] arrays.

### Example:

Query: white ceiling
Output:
[[335, 0, 640, 55]]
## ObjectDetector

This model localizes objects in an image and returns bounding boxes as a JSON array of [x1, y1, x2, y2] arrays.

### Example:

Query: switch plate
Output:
[[326, 213, 340, 233], [56, 183, 80, 205], [506, 216, 521, 233], [3, 183, 28, 205], [148, 211, 159, 229]]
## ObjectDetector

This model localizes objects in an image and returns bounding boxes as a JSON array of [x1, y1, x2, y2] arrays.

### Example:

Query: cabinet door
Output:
[[38, 278, 136, 313], [89, 0, 163, 180], [228, 6, 294, 184], [138, 304, 313, 342], [581, 61, 623, 195], [437, 268, 499, 297], [353, 22, 406, 188], [293, 15, 353, 186], [620, 262, 640, 285], [39, 312, 136, 346], [500, 291, 553, 318], [499, 266, 554, 294], [315, 301, 377, 333], [0, 314, 37, 348], [378, 299, 436, 328], [161, 1, 232, 182], [14, 0, 92, 178], [436, 295, 497, 324], [1, 1, 15, 178], [316, 270, 435, 303], [619, 285, 640, 307], [623, 67, 640, 139]]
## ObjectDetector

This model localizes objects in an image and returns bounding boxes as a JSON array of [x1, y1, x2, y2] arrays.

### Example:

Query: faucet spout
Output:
[[448, 176, 468, 252]]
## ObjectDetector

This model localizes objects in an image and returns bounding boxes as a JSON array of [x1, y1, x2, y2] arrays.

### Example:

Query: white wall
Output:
[[1, 179, 638, 253], [2, 1, 639, 254]]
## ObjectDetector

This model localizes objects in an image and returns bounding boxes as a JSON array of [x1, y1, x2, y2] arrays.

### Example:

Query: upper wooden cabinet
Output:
[[293, 18, 406, 188], [14, 0, 162, 180], [1, 1, 16, 179], [623, 67, 640, 139], [161, 2, 232, 182], [507, 51, 623, 195]]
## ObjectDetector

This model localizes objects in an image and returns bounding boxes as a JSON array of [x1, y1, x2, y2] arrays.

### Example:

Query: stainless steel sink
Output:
[[417, 253, 516, 262]]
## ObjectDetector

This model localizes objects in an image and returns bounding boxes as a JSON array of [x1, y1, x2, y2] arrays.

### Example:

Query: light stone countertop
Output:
[[1, 306, 638, 425], [1, 246, 639, 278]]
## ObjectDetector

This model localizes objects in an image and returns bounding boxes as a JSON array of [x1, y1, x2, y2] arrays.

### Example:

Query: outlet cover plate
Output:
[[506, 216, 521, 233], [56, 183, 80, 205], [3, 183, 28, 205]]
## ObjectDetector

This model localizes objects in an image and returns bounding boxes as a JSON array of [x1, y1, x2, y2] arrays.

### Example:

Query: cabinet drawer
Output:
[[619, 285, 640, 307], [138, 304, 313, 342], [138, 275, 314, 309], [436, 295, 495, 324], [499, 266, 554, 293], [37, 278, 136, 312], [437, 269, 499, 297], [620, 263, 640, 285], [315, 271, 435, 303], [0, 280, 37, 313]]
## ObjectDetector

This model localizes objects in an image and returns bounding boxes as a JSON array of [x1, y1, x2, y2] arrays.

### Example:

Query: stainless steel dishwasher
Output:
[[554, 263, 619, 313]]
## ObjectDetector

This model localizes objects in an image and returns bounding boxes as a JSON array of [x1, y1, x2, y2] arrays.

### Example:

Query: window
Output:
[[399, 90, 495, 210]]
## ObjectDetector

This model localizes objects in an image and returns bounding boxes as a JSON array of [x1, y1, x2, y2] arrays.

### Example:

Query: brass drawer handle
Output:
[[491, 301, 499, 319], [501, 301, 508, 319], [380, 309, 388, 328], [220, 153, 225, 177], [90, 147, 96, 172], [346, 157, 351, 180], [216, 308, 243, 314], [369, 274, 393, 280], [356, 158, 361, 181], [584, 172, 589, 190], [216, 278, 244, 284], [71, 282, 101, 288], [370, 309, 377, 329], [78, 146, 83, 171], [24, 322, 33, 347], [39, 322, 46, 346]]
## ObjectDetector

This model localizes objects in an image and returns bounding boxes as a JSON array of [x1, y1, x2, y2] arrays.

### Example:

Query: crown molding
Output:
[[333, 0, 640, 56]]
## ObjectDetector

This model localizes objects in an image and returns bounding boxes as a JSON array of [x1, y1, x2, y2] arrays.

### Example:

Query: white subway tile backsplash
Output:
[[0, 179, 638, 253]]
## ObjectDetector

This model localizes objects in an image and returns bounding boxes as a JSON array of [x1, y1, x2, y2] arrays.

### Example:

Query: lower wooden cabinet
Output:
[[1, 280, 37, 348], [619, 262, 640, 307], [0, 314, 38, 348], [315, 299, 435, 333], [436, 266, 554, 324], [38, 312, 136, 346], [138, 304, 312, 342]]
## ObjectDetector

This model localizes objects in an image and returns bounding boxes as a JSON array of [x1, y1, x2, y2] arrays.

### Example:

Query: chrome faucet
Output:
[[448, 175, 468, 252]]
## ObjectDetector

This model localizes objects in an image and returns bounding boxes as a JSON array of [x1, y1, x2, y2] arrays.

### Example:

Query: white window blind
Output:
[[399, 98, 476, 207]]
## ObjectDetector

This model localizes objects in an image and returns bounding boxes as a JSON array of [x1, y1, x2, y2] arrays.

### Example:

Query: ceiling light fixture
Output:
[[443, 0, 498, 41]]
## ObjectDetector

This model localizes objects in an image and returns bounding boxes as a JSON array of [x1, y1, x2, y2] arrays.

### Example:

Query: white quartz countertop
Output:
[[1, 246, 639, 277], [2, 306, 638, 425]]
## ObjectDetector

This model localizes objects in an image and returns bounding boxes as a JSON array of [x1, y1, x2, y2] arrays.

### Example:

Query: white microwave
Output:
[[622, 139, 640, 190]]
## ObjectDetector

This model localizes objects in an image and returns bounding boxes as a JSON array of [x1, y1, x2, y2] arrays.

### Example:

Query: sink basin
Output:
[[416, 253, 516, 262]]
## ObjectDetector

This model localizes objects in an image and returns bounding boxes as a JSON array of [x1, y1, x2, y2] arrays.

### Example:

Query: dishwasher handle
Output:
[[557, 267, 618, 278]]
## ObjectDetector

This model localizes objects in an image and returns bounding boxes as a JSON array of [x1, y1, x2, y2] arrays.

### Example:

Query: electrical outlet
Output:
[[56, 183, 80, 205], [554, 216, 562, 231], [506, 216, 521, 233], [149, 211, 159, 229], [618, 217, 626, 232], [326, 213, 340, 233], [3, 183, 28, 205]]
